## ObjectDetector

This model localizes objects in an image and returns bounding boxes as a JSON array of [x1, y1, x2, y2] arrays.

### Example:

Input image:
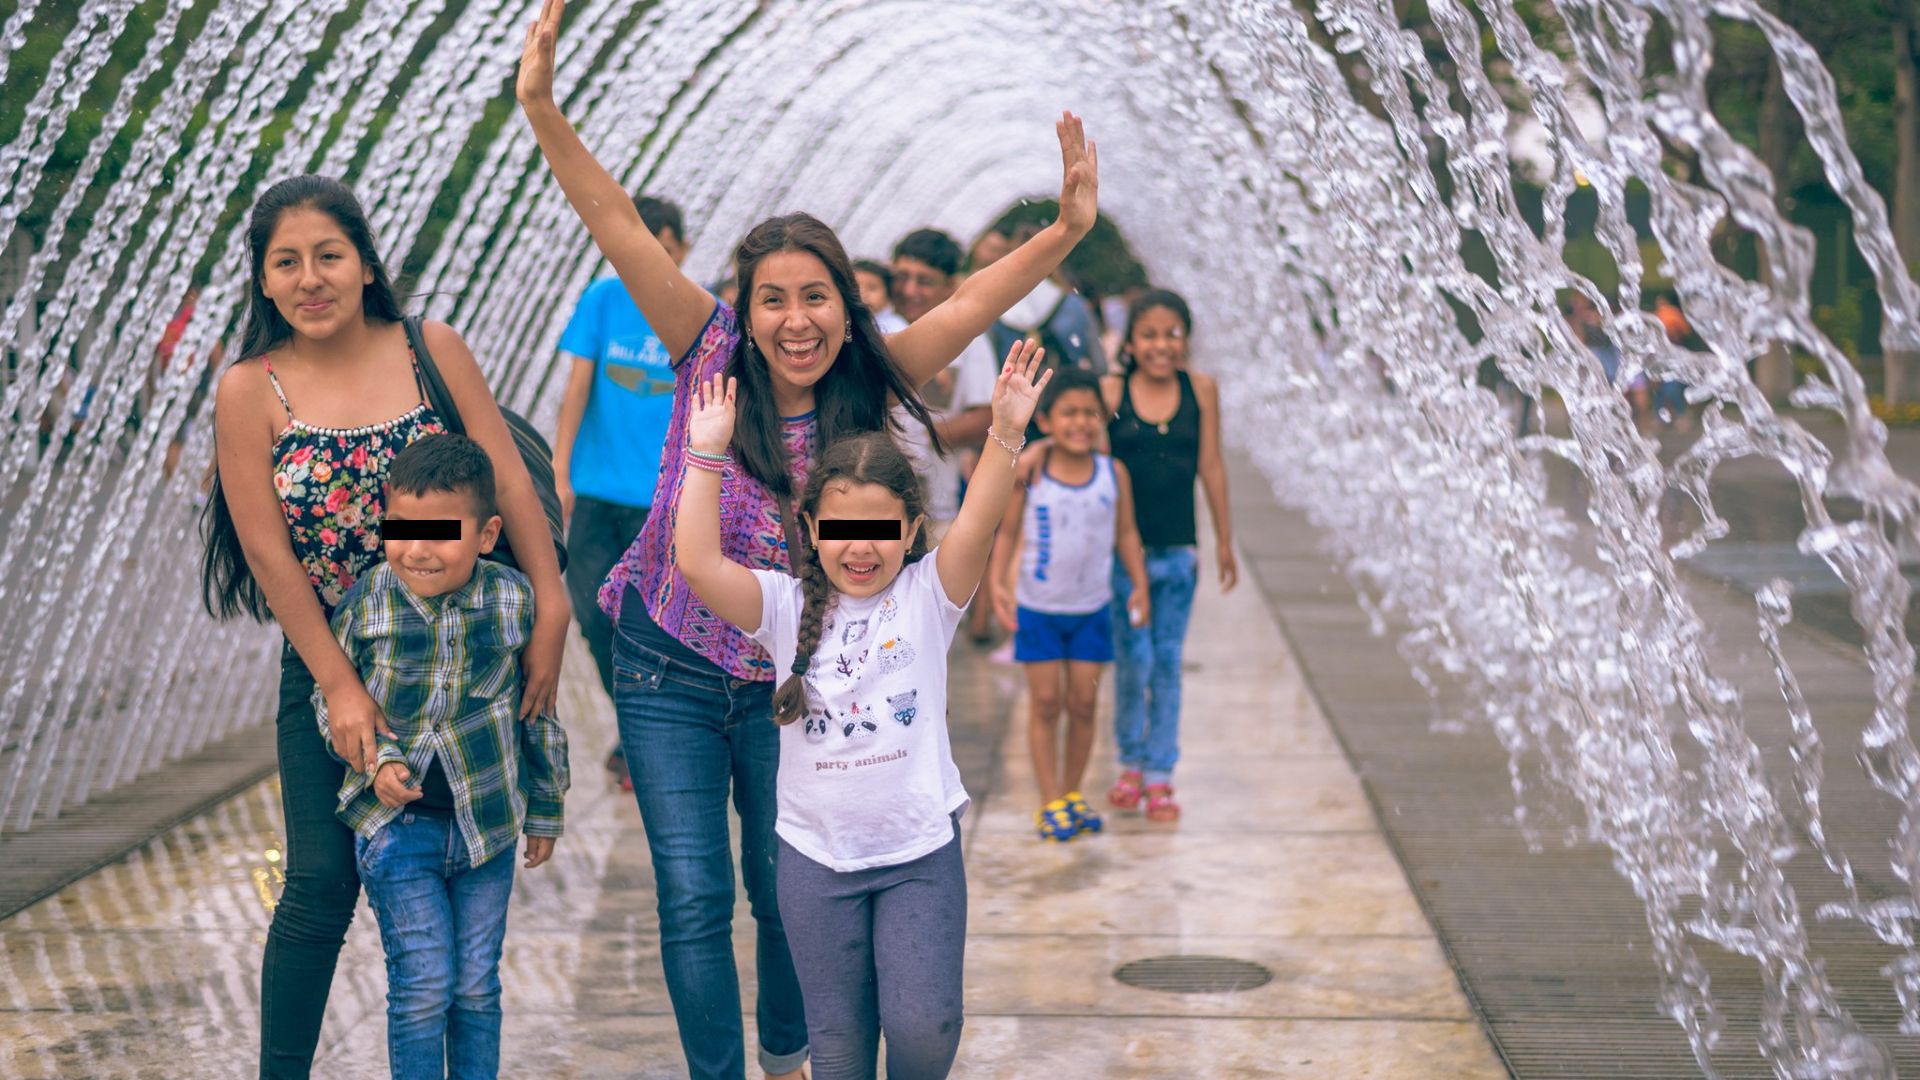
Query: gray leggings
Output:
[[775, 820, 967, 1080]]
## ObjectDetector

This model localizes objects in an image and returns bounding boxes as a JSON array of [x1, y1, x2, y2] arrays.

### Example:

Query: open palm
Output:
[[990, 339, 1051, 436], [688, 372, 736, 455], [1056, 111, 1099, 237], [516, 0, 563, 107]]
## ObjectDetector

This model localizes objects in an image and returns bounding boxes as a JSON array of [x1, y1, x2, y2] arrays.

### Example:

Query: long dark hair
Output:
[[1120, 288, 1193, 374], [200, 175, 406, 621], [726, 213, 939, 497], [771, 432, 931, 727]]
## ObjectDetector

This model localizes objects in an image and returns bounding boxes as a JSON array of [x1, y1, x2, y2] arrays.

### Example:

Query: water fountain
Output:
[[4, 0, 1920, 1073]]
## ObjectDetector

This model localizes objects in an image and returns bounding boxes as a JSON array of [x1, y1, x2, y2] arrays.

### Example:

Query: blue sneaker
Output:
[[1063, 791, 1103, 834], [1035, 800, 1077, 842]]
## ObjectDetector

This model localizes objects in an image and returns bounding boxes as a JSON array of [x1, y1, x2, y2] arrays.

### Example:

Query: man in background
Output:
[[552, 194, 689, 790]]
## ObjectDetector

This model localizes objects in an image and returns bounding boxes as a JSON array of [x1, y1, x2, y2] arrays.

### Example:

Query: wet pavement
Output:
[[8, 405, 1920, 1078], [0, 473, 1505, 1078]]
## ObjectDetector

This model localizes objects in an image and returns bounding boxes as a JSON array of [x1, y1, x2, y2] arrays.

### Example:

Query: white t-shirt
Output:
[[895, 335, 997, 521], [750, 556, 971, 872]]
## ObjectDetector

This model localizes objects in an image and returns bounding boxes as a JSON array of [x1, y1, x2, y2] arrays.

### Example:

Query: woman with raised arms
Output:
[[515, 2, 1100, 1077]]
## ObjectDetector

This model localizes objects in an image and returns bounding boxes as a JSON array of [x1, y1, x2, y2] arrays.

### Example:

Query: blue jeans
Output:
[[1110, 547, 1199, 786], [612, 618, 809, 1078], [357, 813, 516, 1080]]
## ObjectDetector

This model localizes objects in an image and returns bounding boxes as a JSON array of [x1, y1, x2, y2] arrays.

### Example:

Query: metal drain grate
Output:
[[1113, 955, 1275, 994]]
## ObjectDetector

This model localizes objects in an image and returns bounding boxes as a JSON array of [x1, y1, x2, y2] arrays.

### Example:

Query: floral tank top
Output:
[[266, 352, 446, 610]]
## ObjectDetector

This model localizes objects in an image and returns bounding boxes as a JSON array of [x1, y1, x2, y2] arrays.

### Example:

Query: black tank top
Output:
[[1108, 370, 1201, 548]]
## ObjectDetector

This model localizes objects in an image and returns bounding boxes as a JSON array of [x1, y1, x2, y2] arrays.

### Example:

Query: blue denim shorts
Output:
[[1014, 605, 1114, 663]]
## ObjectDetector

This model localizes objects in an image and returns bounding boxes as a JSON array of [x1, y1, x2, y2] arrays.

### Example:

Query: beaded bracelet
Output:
[[986, 426, 1026, 464], [685, 453, 726, 475], [687, 447, 729, 465]]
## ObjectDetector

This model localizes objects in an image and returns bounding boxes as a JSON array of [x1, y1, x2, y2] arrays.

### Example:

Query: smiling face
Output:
[[383, 486, 501, 598], [1036, 386, 1105, 454], [887, 255, 953, 324], [806, 480, 923, 600], [745, 250, 849, 397], [1127, 304, 1189, 379], [259, 207, 374, 341]]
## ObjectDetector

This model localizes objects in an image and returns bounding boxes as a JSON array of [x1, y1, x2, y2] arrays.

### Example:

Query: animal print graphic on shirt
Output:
[[840, 700, 879, 739], [873, 636, 917, 675], [888, 689, 918, 726], [803, 679, 831, 742]]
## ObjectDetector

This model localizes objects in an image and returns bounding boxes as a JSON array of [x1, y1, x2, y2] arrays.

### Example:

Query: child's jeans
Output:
[[357, 812, 516, 1080], [1110, 546, 1200, 786]]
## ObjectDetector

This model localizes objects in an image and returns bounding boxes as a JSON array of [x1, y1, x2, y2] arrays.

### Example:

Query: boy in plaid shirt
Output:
[[314, 433, 569, 1080]]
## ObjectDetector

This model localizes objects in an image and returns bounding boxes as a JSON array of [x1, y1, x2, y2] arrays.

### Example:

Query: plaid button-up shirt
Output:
[[314, 559, 569, 867]]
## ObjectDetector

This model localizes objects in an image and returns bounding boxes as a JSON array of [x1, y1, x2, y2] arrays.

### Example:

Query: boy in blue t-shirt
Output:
[[552, 193, 688, 789]]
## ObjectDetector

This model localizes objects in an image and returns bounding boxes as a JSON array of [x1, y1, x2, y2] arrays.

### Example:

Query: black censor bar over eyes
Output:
[[816, 519, 902, 541], [382, 519, 462, 541]]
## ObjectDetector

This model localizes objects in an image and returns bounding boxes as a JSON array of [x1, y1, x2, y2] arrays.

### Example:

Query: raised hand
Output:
[[1055, 111, 1099, 238], [516, 0, 564, 109], [990, 338, 1052, 439], [687, 372, 737, 456]]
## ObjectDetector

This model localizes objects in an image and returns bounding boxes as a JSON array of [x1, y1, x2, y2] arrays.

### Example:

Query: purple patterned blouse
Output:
[[598, 300, 816, 681]]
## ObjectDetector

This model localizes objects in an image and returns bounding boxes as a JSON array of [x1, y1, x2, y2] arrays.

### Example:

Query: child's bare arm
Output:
[[674, 373, 765, 632], [937, 340, 1051, 606], [1113, 460, 1151, 627], [987, 482, 1026, 632]]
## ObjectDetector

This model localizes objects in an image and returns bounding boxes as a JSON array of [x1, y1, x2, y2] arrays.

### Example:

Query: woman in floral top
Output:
[[199, 175, 570, 1080], [519, 4, 1100, 1077]]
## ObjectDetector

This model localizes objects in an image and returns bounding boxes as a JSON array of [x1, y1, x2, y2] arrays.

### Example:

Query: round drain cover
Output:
[[1113, 954, 1274, 994]]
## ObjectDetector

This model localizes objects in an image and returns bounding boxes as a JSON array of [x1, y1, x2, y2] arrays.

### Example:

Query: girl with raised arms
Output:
[[675, 345, 1051, 1080], [515, 2, 1098, 1076]]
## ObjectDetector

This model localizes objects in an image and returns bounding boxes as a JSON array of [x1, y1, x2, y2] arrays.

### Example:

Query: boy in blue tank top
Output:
[[989, 368, 1151, 841]]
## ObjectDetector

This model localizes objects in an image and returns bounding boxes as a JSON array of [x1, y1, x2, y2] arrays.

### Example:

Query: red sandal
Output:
[[1143, 784, 1181, 822], [1107, 769, 1145, 810]]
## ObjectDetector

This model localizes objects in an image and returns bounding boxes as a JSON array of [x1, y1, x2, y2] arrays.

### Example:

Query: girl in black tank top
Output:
[[1109, 369, 1201, 547], [1099, 290, 1237, 826]]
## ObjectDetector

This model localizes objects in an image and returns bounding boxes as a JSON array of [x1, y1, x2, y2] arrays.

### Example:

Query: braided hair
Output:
[[771, 432, 931, 726]]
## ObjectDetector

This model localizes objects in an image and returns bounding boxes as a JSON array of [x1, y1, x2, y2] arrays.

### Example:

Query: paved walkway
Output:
[[0, 473, 1503, 1079]]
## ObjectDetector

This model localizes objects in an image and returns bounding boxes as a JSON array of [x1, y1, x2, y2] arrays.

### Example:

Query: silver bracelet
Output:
[[986, 426, 1026, 463]]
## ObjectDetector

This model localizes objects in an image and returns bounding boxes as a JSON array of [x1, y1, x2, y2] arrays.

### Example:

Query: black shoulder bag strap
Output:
[[403, 315, 465, 434]]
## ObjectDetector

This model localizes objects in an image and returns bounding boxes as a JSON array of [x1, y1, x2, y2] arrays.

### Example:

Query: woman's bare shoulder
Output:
[[214, 356, 280, 442]]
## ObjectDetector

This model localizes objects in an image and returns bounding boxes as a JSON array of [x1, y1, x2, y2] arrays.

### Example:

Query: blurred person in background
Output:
[[853, 258, 907, 333], [551, 193, 690, 791]]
